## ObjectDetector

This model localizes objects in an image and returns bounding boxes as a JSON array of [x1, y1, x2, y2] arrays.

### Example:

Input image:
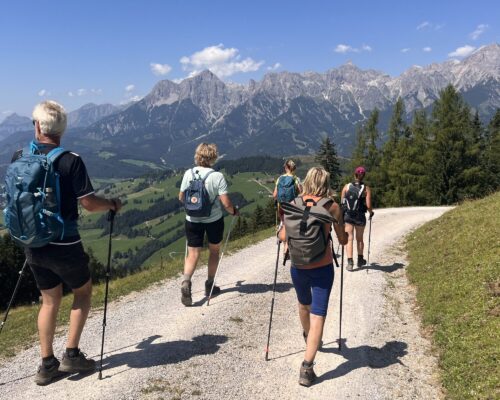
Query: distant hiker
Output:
[[273, 159, 302, 262], [341, 166, 374, 271], [278, 167, 348, 387], [6, 101, 122, 385], [178, 143, 239, 306]]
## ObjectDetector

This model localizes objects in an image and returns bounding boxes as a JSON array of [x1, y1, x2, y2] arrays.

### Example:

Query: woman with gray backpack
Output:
[[178, 143, 239, 306], [278, 166, 348, 386]]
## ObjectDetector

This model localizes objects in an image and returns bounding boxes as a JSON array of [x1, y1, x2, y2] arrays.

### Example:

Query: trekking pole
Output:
[[265, 239, 281, 361], [0, 259, 28, 335], [366, 216, 373, 274], [207, 214, 238, 306], [338, 245, 344, 351], [98, 209, 116, 380]]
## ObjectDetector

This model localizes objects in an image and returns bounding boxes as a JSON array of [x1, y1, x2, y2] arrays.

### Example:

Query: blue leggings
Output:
[[290, 264, 334, 317]]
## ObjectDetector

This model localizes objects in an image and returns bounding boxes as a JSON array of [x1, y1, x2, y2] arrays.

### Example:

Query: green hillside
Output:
[[78, 170, 275, 270], [406, 192, 500, 400]]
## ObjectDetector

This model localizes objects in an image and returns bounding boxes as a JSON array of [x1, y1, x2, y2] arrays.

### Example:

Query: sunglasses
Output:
[[32, 120, 36, 126]]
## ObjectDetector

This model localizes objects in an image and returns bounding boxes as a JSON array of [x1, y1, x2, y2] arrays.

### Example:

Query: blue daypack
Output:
[[3, 141, 68, 248], [183, 169, 215, 217], [277, 175, 297, 203]]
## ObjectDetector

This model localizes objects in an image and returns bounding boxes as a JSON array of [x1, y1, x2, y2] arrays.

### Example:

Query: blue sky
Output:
[[0, 0, 498, 118]]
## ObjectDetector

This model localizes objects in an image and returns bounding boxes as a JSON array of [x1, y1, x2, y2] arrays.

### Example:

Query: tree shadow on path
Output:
[[100, 334, 228, 377], [349, 262, 405, 274], [317, 339, 408, 382]]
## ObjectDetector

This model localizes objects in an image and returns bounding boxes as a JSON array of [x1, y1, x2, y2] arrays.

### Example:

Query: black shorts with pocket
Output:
[[185, 217, 225, 247], [344, 210, 367, 227], [25, 241, 91, 290]]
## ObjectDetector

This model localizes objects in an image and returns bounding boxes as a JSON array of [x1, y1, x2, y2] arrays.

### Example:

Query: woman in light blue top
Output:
[[178, 143, 238, 306]]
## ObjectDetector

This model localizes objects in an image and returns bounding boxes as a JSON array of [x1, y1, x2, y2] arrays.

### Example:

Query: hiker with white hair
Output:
[[5, 100, 122, 385]]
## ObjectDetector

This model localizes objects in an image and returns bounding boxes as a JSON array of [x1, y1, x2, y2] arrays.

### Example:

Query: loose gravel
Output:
[[0, 207, 450, 399]]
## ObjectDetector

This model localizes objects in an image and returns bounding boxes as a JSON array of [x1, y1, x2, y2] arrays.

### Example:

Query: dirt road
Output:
[[0, 207, 450, 399]]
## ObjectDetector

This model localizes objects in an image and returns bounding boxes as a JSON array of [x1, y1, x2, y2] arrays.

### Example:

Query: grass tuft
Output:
[[406, 191, 500, 400]]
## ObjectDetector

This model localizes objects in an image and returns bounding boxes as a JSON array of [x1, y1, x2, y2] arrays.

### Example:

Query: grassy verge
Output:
[[0, 227, 275, 360], [406, 192, 500, 400]]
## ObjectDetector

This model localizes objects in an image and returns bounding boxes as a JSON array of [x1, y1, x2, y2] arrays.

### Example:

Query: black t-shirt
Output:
[[11, 145, 94, 242]]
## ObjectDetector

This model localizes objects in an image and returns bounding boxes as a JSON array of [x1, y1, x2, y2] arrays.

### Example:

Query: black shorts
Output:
[[344, 211, 367, 227], [185, 217, 224, 247], [25, 242, 91, 291]]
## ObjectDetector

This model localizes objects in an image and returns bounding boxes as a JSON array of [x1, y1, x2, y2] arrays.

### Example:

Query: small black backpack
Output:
[[342, 182, 366, 213]]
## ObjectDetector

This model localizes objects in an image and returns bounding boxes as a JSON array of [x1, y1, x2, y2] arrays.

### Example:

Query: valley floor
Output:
[[0, 207, 450, 399]]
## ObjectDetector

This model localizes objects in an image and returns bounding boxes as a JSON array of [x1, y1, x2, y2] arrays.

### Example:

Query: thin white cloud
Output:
[[423, 47, 432, 52], [417, 21, 431, 30], [1, 110, 13, 115], [38, 89, 49, 97], [125, 84, 135, 92], [401, 48, 411, 53], [334, 43, 372, 54], [180, 44, 264, 78], [68, 88, 101, 97], [150, 63, 172, 76], [335, 44, 358, 53], [267, 62, 282, 71], [470, 24, 488, 40], [417, 21, 443, 31], [448, 45, 476, 58]]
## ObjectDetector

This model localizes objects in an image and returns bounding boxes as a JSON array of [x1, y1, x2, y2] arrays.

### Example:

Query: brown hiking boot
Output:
[[299, 363, 317, 387], [181, 280, 192, 306], [34, 358, 65, 386], [59, 351, 96, 373]]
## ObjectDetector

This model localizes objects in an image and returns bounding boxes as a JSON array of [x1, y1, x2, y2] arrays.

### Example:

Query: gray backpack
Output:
[[281, 197, 337, 266]]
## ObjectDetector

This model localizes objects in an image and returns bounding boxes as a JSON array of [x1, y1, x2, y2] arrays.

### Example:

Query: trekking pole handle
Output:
[[108, 199, 118, 221]]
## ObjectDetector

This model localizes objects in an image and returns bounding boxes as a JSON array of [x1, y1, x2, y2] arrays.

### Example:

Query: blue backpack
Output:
[[3, 141, 68, 248], [183, 169, 215, 217], [277, 175, 297, 203]]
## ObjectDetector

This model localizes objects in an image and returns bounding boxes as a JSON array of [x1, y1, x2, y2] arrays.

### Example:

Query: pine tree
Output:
[[364, 108, 382, 205], [428, 85, 475, 204], [315, 136, 341, 190], [351, 124, 367, 171], [406, 110, 433, 205], [381, 98, 410, 205], [484, 109, 500, 191], [462, 111, 489, 198]]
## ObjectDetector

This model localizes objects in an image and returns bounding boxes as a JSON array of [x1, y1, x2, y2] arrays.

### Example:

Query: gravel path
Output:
[[0, 207, 450, 399]]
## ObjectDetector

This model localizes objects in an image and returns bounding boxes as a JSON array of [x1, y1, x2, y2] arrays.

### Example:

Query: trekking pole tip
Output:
[[98, 370, 102, 380]]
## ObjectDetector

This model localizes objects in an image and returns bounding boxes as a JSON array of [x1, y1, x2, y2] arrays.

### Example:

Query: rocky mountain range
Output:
[[1, 44, 499, 177]]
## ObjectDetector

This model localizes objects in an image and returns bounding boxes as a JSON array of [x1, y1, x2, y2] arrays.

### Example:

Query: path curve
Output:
[[0, 207, 450, 399]]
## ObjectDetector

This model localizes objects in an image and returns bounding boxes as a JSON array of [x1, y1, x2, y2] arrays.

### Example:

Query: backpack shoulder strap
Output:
[[46, 147, 67, 165], [201, 169, 215, 183], [316, 197, 333, 209]]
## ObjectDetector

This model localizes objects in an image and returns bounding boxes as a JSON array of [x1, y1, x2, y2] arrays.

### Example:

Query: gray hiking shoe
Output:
[[59, 351, 96, 373], [357, 256, 367, 268], [35, 358, 65, 386], [181, 280, 192, 306], [346, 258, 354, 271], [299, 363, 317, 387]]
